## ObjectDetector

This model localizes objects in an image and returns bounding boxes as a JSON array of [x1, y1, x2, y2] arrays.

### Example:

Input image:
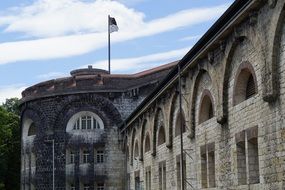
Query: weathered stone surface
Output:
[[20, 66, 174, 190], [20, 0, 285, 189], [124, 1, 285, 190]]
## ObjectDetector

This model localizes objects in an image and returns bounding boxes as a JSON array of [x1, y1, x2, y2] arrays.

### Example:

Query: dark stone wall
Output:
[[20, 81, 159, 190], [20, 61, 174, 190], [20, 92, 136, 189]]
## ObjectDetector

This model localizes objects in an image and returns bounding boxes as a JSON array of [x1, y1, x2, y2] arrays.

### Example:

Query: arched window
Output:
[[134, 141, 139, 158], [28, 122, 36, 136], [144, 133, 151, 153], [199, 93, 214, 124], [234, 66, 257, 105], [22, 118, 36, 141], [66, 111, 104, 132], [175, 112, 186, 137], [157, 126, 166, 146], [73, 115, 100, 130]]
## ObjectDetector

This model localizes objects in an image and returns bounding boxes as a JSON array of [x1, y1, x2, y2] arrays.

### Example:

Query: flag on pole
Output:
[[109, 17, 119, 33]]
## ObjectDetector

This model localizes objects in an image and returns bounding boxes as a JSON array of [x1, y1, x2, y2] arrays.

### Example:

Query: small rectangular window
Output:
[[82, 116, 87, 130], [163, 163, 166, 190], [70, 184, 75, 190], [96, 150, 104, 163], [87, 116, 92, 129], [248, 137, 259, 184], [177, 160, 181, 190], [145, 166, 151, 190], [236, 141, 246, 185], [77, 119, 80, 129], [208, 151, 216, 187], [97, 183, 104, 190], [235, 127, 260, 185], [73, 119, 80, 130], [83, 184, 90, 190], [70, 151, 75, 164], [83, 150, 89, 163], [200, 143, 215, 188], [135, 176, 140, 190], [93, 118, 97, 129], [159, 161, 166, 190]]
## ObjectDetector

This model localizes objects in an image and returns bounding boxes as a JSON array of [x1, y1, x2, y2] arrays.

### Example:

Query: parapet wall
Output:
[[21, 62, 177, 103]]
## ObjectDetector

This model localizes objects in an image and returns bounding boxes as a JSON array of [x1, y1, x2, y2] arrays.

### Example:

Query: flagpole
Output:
[[108, 15, 111, 74]]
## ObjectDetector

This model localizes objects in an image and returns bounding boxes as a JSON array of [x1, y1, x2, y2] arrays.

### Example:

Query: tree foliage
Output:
[[0, 98, 20, 190], [2, 98, 20, 115]]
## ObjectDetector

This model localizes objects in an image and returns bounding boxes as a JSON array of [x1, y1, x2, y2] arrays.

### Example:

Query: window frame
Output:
[[96, 150, 104, 164], [70, 184, 75, 190], [82, 150, 90, 164], [96, 183, 105, 190], [158, 161, 166, 190], [67, 111, 104, 132], [144, 133, 151, 153], [198, 90, 215, 124], [233, 62, 258, 106], [83, 184, 90, 190], [157, 125, 166, 146], [70, 151, 75, 164]]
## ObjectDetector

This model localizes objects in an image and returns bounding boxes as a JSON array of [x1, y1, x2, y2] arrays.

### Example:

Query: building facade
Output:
[[20, 64, 175, 190], [20, 0, 285, 189], [122, 0, 285, 190]]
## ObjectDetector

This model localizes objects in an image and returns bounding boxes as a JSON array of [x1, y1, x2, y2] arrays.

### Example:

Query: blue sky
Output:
[[0, 0, 234, 103]]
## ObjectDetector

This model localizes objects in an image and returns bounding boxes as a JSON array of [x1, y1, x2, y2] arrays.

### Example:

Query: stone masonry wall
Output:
[[124, 1, 285, 190], [20, 59, 171, 189], [20, 89, 155, 190]]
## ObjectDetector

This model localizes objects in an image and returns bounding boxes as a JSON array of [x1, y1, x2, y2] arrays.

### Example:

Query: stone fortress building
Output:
[[20, 0, 285, 190], [20, 63, 175, 190]]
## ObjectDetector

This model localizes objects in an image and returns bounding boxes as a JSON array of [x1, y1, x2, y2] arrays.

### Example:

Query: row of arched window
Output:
[[129, 113, 187, 163], [199, 65, 257, 124], [128, 63, 258, 162]]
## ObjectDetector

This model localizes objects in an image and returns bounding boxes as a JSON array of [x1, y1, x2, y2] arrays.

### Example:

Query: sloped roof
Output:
[[120, 0, 259, 130]]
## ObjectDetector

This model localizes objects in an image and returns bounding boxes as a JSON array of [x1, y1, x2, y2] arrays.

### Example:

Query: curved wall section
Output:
[[20, 65, 172, 190], [20, 93, 126, 190]]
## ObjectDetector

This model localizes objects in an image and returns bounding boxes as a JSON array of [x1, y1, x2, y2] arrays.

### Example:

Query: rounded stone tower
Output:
[[20, 64, 175, 190]]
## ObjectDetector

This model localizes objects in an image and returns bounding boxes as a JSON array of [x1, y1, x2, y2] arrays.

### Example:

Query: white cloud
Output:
[[0, 0, 145, 38], [0, 84, 27, 104], [180, 35, 201, 41], [87, 47, 190, 73], [36, 71, 66, 80], [0, 1, 229, 65], [0, 32, 106, 64]]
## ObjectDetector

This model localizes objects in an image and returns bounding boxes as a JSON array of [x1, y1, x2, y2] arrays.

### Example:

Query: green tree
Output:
[[0, 99, 20, 190], [2, 98, 20, 115]]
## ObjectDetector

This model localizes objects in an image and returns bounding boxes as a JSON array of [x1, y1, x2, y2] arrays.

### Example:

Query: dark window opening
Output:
[[158, 126, 166, 146], [246, 74, 256, 99], [28, 123, 36, 136]]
